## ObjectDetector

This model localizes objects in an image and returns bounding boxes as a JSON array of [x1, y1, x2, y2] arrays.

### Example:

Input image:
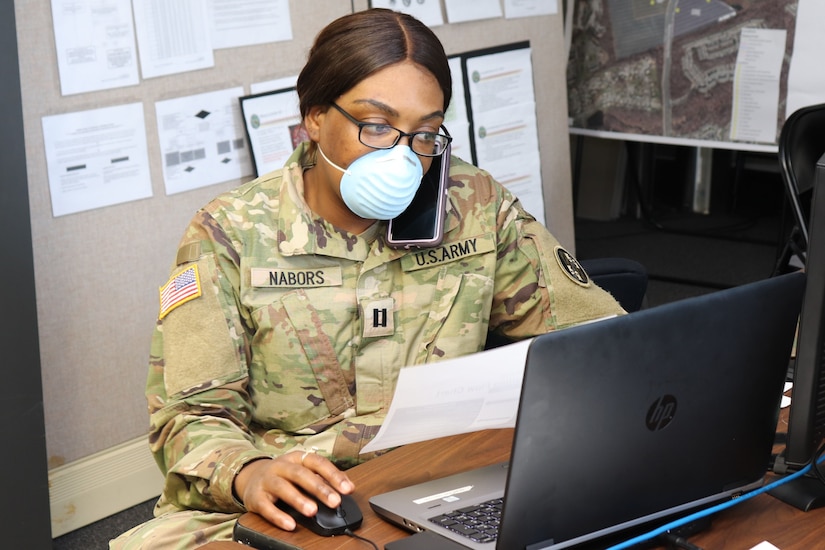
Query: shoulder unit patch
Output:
[[554, 246, 591, 287]]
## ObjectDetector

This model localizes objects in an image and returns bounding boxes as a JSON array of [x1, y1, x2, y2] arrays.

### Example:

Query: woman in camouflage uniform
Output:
[[112, 8, 624, 549]]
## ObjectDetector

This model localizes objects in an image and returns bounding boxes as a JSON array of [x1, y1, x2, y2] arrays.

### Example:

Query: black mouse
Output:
[[276, 493, 363, 536]]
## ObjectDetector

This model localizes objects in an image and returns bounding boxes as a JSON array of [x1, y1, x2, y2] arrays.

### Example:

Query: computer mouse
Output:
[[276, 493, 363, 536]]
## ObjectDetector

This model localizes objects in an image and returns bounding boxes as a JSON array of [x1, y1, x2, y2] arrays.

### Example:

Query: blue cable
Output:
[[605, 460, 818, 550]]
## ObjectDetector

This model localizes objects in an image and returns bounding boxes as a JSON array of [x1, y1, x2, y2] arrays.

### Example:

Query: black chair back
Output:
[[775, 103, 825, 273], [484, 257, 648, 349]]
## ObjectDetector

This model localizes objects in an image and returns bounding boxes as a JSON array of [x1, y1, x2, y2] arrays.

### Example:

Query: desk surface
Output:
[[200, 428, 825, 550]]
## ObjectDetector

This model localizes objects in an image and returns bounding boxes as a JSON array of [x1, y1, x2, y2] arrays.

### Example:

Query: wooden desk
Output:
[[200, 428, 825, 549], [201, 429, 512, 550]]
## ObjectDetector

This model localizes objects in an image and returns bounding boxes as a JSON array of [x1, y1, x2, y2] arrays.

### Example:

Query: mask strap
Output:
[[316, 145, 349, 175]]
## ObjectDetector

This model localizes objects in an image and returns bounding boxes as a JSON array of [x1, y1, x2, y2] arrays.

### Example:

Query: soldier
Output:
[[112, 8, 624, 549]]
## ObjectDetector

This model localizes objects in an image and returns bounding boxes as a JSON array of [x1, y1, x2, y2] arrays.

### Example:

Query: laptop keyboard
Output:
[[429, 498, 503, 543]]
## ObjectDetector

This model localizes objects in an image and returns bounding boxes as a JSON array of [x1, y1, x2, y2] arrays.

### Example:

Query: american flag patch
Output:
[[158, 265, 202, 319]]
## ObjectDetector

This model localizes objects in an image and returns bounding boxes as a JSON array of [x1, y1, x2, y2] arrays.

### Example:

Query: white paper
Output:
[[240, 89, 303, 176], [466, 47, 536, 113], [445, 57, 473, 162], [155, 87, 253, 195], [781, 381, 793, 408], [250, 75, 299, 96], [444, 0, 502, 24], [208, 0, 293, 49], [465, 46, 545, 225], [133, 0, 214, 79], [360, 339, 532, 454], [50, 0, 139, 96], [42, 103, 152, 217], [370, 0, 445, 27], [473, 102, 540, 166], [785, 0, 825, 119], [729, 28, 787, 144], [504, 0, 557, 19]]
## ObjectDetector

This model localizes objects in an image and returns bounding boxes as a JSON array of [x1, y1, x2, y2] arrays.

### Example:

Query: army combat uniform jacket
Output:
[[146, 143, 624, 515]]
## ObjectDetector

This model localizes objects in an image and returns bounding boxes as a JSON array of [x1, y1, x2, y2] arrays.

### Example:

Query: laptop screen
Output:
[[499, 273, 804, 549]]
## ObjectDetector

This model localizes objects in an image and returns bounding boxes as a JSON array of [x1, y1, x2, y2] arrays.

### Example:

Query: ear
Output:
[[303, 105, 327, 142]]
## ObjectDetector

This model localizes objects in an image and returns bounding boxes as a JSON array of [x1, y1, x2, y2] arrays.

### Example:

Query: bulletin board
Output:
[[14, 0, 573, 526]]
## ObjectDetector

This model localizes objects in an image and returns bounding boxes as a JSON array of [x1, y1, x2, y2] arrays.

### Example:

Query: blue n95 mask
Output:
[[317, 145, 424, 220]]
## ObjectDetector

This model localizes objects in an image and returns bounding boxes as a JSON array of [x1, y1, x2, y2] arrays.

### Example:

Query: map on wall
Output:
[[567, 0, 798, 150]]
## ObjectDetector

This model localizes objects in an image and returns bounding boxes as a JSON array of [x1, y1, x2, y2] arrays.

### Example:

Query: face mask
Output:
[[317, 144, 423, 220]]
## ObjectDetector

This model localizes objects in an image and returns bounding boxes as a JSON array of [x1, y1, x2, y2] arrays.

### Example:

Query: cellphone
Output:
[[232, 517, 303, 550], [386, 144, 450, 249]]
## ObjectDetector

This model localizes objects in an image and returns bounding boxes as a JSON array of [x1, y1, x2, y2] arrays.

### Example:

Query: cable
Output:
[[810, 441, 825, 486], [605, 455, 822, 550], [344, 528, 379, 549]]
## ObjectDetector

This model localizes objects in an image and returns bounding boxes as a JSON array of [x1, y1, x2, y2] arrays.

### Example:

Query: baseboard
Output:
[[49, 435, 164, 538]]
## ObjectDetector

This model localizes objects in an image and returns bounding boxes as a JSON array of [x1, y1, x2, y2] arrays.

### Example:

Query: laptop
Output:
[[370, 272, 806, 549]]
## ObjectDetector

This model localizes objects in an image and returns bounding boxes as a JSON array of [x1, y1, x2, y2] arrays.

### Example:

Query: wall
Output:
[[14, 0, 573, 533]]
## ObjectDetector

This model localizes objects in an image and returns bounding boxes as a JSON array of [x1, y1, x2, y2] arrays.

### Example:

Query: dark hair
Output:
[[297, 8, 452, 120]]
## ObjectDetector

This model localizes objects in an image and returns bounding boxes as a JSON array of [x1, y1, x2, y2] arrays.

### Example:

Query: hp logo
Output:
[[646, 395, 677, 431]]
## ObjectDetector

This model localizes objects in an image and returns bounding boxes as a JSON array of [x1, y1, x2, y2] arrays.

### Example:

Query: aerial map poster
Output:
[[567, 0, 798, 151]]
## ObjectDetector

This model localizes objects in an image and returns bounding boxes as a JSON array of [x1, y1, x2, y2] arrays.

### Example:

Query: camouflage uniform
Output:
[[111, 143, 623, 548]]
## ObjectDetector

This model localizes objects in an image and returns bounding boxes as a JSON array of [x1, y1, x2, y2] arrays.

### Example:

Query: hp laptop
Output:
[[371, 272, 805, 549]]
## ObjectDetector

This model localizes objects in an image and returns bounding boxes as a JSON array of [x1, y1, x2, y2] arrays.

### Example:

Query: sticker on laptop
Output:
[[412, 485, 474, 505]]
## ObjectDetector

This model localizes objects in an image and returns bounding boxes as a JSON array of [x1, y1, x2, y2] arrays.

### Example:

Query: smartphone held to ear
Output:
[[386, 145, 450, 249]]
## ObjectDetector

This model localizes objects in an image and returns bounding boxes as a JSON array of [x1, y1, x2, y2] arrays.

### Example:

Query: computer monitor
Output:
[[770, 151, 825, 511]]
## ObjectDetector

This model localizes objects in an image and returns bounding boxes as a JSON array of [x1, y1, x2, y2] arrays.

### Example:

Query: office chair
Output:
[[580, 257, 648, 313], [484, 257, 648, 349], [773, 102, 825, 275]]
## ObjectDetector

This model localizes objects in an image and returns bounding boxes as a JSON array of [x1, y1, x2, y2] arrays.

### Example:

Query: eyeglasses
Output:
[[330, 102, 452, 157]]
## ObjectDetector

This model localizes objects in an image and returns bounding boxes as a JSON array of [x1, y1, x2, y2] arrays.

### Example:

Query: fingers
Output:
[[295, 449, 355, 499], [251, 475, 307, 531], [234, 450, 355, 531]]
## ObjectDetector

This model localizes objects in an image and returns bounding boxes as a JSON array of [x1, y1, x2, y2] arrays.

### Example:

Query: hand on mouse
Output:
[[233, 449, 355, 532]]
